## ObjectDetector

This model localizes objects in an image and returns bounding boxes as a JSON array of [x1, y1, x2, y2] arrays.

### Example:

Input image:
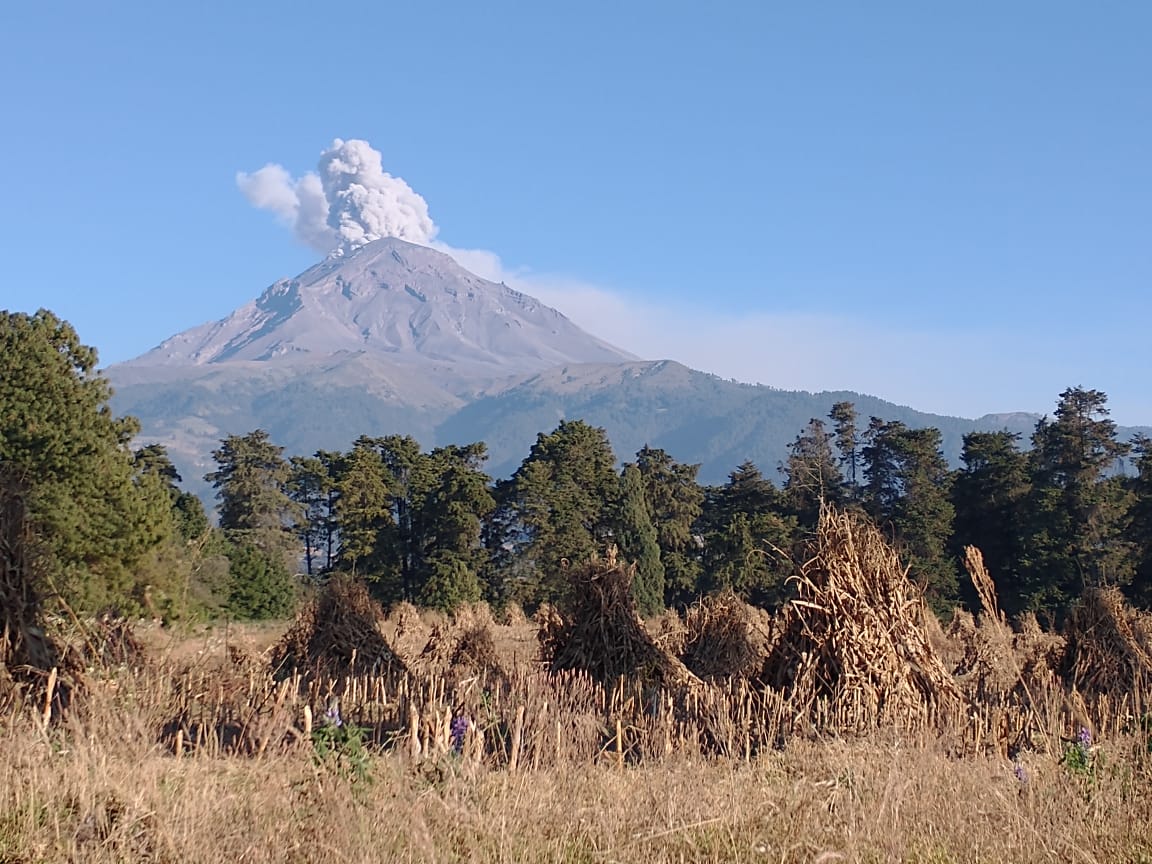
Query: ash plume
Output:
[[237, 139, 437, 255]]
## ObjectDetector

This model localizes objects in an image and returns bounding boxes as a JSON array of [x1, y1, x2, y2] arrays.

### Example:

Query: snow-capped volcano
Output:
[[121, 237, 634, 381]]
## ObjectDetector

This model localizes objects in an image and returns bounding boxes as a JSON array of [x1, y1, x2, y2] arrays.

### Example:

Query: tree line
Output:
[[4, 309, 1150, 622]]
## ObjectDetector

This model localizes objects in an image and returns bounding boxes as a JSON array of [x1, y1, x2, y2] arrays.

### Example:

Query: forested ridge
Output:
[[5, 308, 1150, 622]]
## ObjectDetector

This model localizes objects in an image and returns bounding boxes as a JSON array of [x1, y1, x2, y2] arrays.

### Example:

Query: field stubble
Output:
[[3, 507, 1152, 862]]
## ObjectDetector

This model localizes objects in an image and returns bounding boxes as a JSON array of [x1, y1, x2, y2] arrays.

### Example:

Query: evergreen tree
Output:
[[419, 554, 483, 611], [412, 443, 495, 608], [829, 401, 860, 497], [205, 429, 297, 558], [288, 454, 336, 577], [0, 309, 171, 610], [1127, 434, 1152, 607], [862, 420, 957, 610], [634, 446, 704, 604], [951, 431, 1030, 613], [134, 444, 208, 542], [500, 420, 620, 603], [781, 418, 844, 528], [220, 538, 296, 620], [1023, 387, 1133, 610], [698, 462, 795, 605], [372, 435, 427, 600], [614, 464, 665, 617], [330, 437, 494, 607], [332, 438, 393, 577]]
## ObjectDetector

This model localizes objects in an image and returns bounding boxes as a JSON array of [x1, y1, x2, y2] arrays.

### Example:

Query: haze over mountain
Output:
[[106, 238, 1148, 499]]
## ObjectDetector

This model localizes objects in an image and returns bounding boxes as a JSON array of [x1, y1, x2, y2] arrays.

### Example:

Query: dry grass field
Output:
[[3, 508, 1152, 863]]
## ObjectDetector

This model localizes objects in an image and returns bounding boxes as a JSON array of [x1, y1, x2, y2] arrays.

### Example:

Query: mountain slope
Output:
[[117, 237, 635, 391], [107, 237, 638, 491], [107, 240, 1150, 499], [434, 360, 1047, 483]]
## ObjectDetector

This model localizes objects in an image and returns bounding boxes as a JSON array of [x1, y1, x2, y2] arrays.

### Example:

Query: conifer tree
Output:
[[862, 420, 957, 610], [1023, 387, 1133, 610], [500, 420, 620, 603], [634, 446, 704, 604], [782, 418, 844, 528], [829, 401, 861, 497], [1, 309, 171, 610], [951, 431, 1030, 613], [698, 462, 795, 604], [614, 464, 665, 617]]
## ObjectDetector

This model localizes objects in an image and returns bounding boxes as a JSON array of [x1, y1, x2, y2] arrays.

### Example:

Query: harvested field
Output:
[[4, 505, 1152, 862]]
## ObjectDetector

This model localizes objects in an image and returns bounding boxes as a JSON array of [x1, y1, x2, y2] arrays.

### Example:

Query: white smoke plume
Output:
[[237, 139, 437, 255]]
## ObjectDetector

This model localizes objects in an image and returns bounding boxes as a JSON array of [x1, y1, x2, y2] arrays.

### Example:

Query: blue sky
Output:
[[1, 1, 1149, 422]]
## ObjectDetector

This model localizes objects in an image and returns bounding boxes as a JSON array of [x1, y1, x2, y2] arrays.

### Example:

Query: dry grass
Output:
[[2, 698, 1150, 864], [5, 505, 1152, 861]]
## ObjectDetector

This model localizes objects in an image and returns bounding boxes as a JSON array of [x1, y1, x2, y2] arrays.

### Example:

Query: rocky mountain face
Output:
[[117, 237, 634, 387], [106, 239, 1147, 500]]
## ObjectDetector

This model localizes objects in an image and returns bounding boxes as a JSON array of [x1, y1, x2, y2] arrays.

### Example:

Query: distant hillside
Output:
[[435, 360, 1048, 484]]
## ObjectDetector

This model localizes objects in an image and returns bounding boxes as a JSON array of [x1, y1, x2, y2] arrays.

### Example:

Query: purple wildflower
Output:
[[1077, 727, 1092, 748], [324, 705, 343, 728], [450, 716, 470, 753], [1013, 763, 1028, 784]]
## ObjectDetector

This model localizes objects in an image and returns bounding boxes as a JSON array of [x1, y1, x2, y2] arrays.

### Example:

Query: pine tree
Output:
[[634, 446, 704, 604], [500, 420, 620, 603], [862, 420, 957, 610], [1127, 434, 1152, 607], [829, 401, 860, 497], [205, 429, 297, 556], [134, 444, 208, 541], [951, 431, 1030, 613], [332, 438, 393, 578], [698, 462, 795, 605], [782, 418, 844, 528], [0, 309, 172, 611], [614, 464, 665, 617], [288, 455, 335, 577], [1023, 387, 1133, 610]]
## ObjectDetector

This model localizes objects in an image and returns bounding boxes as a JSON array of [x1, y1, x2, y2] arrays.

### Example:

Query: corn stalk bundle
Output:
[[963, 546, 1002, 624], [1064, 587, 1152, 693], [951, 546, 1019, 701], [271, 576, 407, 678], [76, 612, 146, 670], [1011, 612, 1065, 689], [761, 503, 965, 729], [498, 601, 528, 627], [419, 619, 503, 677], [538, 559, 700, 689], [651, 609, 688, 657], [681, 590, 775, 681]]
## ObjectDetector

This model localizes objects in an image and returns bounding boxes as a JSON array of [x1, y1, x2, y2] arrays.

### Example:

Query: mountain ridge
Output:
[[105, 240, 1150, 498], [120, 238, 635, 392]]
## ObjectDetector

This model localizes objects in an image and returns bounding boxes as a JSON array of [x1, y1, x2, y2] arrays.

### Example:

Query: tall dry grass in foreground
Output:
[[1, 701, 1150, 864], [5, 507, 1152, 862]]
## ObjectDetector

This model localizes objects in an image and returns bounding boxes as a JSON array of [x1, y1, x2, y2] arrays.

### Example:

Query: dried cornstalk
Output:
[[963, 546, 1002, 626], [271, 576, 407, 679], [539, 559, 700, 689], [681, 591, 774, 681], [1064, 587, 1152, 693], [762, 503, 965, 730]]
